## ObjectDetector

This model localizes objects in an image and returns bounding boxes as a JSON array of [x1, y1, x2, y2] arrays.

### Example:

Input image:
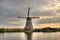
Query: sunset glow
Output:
[[34, 23, 60, 28]]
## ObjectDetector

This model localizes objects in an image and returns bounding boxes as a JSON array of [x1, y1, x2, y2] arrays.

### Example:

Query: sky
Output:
[[0, 0, 60, 28]]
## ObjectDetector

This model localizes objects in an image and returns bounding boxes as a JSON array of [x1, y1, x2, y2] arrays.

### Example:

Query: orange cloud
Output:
[[34, 23, 60, 28]]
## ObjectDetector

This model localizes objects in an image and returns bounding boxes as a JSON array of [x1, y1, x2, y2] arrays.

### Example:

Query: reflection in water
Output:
[[0, 32, 60, 40], [25, 32, 32, 40]]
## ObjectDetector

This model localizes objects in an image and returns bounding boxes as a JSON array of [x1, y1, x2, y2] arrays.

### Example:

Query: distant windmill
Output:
[[17, 7, 39, 33]]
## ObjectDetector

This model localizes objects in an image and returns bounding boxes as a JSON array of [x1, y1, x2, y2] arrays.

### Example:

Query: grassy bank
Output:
[[33, 27, 60, 32], [0, 27, 60, 33], [0, 28, 24, 33]]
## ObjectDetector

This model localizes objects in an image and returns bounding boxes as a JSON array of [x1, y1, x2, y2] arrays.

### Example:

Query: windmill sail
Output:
[[27, 7, 30, 17]]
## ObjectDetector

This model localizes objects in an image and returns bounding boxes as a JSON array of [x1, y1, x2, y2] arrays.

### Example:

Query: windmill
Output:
[[17, 7, 39, 33]]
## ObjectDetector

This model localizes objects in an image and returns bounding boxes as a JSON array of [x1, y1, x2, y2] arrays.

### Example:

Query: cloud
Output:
[[0, 0, 60, 27], [0, 0, 58, 18], [36, 16, 60, 24], [31, 9, 55, 16], [56, 9, 60, 13]]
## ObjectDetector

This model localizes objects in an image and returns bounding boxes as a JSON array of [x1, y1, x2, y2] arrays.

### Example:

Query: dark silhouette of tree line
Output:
[[0, 27, 60, 33]]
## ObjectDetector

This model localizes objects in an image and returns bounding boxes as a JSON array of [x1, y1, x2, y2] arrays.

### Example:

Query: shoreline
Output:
[[0, 27, 60, 33]]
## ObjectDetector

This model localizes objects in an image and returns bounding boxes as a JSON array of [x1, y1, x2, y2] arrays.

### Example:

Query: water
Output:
[[0, 32, 60, 40]]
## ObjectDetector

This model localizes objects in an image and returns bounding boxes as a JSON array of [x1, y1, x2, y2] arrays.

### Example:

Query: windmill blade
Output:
[[27, 7, 30, 17], [30, 17, 40, 19], [17, 16, 26, 18]]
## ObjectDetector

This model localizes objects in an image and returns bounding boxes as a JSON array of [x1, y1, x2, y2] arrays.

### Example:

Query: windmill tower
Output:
[[18, 7, 39, 33]]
